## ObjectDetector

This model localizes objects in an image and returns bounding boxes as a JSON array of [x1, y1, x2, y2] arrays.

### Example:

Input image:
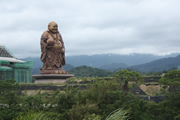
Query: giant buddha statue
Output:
[[40, 21, 67, 74]]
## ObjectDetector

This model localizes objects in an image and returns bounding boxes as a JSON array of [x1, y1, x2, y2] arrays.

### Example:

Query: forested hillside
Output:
[[129, 55, 180, 72], [68, 66, 113, 77]]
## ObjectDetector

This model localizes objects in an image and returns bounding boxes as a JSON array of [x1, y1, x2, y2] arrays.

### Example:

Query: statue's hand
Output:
[[46, 45, 52, 49], [61, 48, 65, 53]]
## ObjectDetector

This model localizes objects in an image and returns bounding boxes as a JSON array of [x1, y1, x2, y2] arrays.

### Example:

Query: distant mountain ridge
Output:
[[65, 53, 166, 67], [22, 53, 180, 74], [99, 62, 128, 71], [128, 55, 180, 72], [23, 53, 180, 68]]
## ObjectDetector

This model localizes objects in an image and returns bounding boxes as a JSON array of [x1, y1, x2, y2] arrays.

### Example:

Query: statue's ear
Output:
[[48, 25, 50, 30]]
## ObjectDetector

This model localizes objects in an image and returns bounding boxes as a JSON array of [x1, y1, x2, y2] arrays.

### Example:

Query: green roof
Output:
[[0, 66, 13, 71]]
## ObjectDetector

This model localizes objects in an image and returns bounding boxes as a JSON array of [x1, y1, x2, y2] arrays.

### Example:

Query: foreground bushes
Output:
[[0, 70, 180, 120]]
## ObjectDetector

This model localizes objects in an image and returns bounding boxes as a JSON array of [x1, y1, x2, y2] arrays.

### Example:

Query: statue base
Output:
[[40, 67, 68, 74], [32, 74, 74, 83]]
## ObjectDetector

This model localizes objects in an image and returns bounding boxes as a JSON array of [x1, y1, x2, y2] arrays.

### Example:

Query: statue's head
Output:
[[48, 21, 58, 33]]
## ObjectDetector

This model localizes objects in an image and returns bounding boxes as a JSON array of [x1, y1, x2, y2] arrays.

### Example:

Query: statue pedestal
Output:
[[40, 67, 68, 74], [32, 74, 74, 83]]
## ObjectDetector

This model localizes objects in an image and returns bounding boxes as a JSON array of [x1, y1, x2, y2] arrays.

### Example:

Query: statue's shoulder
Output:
[[41, 31, 50, 40], [42, 30, 49, 36]]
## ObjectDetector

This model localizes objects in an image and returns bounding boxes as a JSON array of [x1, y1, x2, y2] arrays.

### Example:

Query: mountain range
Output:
[[22, 53, 180, 74], [129, 55, 180, 72]]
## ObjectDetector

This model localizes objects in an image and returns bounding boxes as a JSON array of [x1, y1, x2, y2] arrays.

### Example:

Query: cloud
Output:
[[0, 0, 180, 58]]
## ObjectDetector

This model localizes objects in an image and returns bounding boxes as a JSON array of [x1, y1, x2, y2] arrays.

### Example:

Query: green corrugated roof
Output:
[[14, 60, 33, 68], [0, 60, 10, 65], [0, 66, 13, 71]]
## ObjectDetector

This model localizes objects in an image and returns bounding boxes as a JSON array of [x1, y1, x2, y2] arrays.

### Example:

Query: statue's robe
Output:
[[40, 30, 65, 70]]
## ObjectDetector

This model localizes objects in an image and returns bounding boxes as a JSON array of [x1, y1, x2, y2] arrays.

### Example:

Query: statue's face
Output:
[[48, 23, 58, 33]]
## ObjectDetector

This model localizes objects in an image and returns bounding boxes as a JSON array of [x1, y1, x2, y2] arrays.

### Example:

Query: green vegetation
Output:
[[142, 68, 177, 77], [0, 70, 180, 120], [114, 69, 144, 95], [13, 111, 54, 120], [159, 70, 180, 92], [106, 108, 130, 120], [69, 65, 113, 77], [114, 69, 144, 85], [159, 70, 180, 86]]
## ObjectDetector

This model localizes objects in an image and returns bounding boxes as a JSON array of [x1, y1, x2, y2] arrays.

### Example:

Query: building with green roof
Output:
[[0, 45, 33, 83]]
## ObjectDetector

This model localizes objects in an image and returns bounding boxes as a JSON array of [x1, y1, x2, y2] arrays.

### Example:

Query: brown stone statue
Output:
[[40, 21, 67, 74]]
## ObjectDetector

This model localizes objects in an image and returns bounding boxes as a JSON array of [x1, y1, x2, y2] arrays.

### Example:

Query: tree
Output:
[[0, 79, 22, 120], [0, 79, 19, 105], [114, 69, 144, 94], [159, 70, 180, 92]]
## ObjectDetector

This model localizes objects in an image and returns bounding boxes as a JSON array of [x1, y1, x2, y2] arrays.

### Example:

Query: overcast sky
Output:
[[0, 0, 180, 58]]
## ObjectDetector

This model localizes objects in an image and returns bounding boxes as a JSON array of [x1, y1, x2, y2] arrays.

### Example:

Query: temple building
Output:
[[0, 45, 33, 83]]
